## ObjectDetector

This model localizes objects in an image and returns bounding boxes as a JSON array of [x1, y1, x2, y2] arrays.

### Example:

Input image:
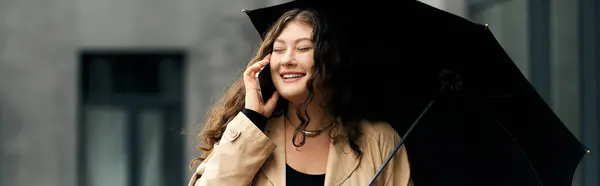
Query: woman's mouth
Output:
[[281, 73, 305, 83]]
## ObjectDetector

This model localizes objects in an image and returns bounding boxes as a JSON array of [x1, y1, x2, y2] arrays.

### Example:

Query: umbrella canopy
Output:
[[243, 0, 589, 185]]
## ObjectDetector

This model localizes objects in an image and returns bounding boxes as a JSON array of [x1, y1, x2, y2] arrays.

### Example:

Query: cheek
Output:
[[269, 55, 280, 68], [269, 61, 278, 74], [269, 61, 279, 83], [298, 54, 315, 70]]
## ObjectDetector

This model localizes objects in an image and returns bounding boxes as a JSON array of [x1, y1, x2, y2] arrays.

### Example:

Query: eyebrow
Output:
[[274, 38, 312, 44]]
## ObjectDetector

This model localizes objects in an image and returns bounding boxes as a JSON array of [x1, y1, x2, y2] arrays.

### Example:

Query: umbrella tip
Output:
[[485, 23, 489, 27], [241, 9, 247, 12], [586, 149, 591, 154]]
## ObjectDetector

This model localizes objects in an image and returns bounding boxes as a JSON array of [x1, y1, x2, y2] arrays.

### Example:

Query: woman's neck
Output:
[[286, 100, 334, 131]]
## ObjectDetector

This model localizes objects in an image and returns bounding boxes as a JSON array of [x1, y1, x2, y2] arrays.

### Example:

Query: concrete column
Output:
[[550, 0, 580, 153], [420, 0, 468, 18], [549, 0, 581, 185], [469, 0, 530, 79], [528, 0, 551, 102], [0, 0, 78, 186], [579, 0, 600, 185], [419, 0, 445, 9]]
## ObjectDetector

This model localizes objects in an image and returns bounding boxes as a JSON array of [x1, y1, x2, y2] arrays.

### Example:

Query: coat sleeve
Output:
[[188, 112, 277, 186], [380, 127, 413, 186]]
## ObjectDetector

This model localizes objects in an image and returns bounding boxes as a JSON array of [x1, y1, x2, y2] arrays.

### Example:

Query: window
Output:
[[77, 50, 185, 186]]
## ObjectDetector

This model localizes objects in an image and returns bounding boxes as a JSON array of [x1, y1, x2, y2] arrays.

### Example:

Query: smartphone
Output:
[[257, 65, 276, 104]]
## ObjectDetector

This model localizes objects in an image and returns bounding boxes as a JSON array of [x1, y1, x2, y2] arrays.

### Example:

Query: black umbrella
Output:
[[242, 0, 589, 185]]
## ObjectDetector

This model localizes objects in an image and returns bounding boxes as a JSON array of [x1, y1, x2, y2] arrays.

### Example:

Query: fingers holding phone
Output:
[[243, 54, 279, 117]]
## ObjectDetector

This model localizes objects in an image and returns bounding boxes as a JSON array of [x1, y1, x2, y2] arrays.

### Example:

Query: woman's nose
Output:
[[280, 50, 295, 66]]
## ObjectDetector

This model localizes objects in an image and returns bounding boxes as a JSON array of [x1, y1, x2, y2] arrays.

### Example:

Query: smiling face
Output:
[[270, 20, 315, 104]]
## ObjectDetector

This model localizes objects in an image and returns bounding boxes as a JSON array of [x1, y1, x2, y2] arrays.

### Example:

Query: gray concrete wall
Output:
[[0, 0, 78, 186], [550, 0, 580, 141], [0, 0, 270, 185], [469, 0, 530, 79], [420, 0, 467, 18], [549, 0, 581, 185]]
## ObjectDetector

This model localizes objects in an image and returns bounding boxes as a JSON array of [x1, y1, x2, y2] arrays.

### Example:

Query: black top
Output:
[[241, 109, 326, 185], [286, 164, 326, 186]]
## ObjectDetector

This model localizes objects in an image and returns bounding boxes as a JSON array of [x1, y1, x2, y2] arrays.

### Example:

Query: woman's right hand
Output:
[[243, 54, 279, 118]]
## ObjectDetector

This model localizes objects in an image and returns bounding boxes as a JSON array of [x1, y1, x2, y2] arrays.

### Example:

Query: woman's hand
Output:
[[243, 54, 279, 118]]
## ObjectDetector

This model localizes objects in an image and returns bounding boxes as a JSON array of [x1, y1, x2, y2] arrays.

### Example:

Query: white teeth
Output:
[[283, 74, 304, 79]]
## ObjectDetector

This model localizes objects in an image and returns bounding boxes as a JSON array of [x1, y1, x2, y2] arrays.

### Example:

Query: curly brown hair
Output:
[[190, 8, 363, 169]]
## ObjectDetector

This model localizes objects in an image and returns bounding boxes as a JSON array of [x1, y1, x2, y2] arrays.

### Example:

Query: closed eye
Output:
[[297, 47, 313, 51]]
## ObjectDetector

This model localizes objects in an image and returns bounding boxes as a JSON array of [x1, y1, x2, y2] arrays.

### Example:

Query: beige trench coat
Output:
[[188, 112, 412, 186]]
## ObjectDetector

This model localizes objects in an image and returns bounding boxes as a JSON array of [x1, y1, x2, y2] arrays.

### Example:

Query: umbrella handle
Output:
[[367, 69, 461, 186]]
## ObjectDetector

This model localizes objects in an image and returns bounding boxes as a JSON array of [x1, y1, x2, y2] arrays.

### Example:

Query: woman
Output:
[[188, 8, 412, 186]]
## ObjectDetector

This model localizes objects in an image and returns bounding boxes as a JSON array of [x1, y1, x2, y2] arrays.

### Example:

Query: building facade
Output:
[[0, 0, 597, 186]]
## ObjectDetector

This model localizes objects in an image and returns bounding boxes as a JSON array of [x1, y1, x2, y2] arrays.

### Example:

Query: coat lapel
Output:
[[261, 116, 286, 186], [324, 126, 361, 186], [261, 116, 361, 186]]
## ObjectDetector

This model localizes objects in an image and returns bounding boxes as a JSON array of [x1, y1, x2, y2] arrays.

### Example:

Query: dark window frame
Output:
[[76, 49, 187, 186]]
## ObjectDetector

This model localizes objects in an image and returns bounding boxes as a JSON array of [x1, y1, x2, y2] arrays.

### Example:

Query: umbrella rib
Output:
[[493, 118, 544, 186], [477, 94, 544, 185], [368, 97, 436, 186], [368, 81, 452, 186]]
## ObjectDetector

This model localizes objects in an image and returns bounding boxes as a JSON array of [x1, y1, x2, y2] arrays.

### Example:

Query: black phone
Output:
[[257, 65, 276, 104]]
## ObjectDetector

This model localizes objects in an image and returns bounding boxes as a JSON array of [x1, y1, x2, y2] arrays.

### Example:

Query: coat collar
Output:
[[324, 136, 362, 186], [261, 115, 361, 186], [261, 116, 286, 185]]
